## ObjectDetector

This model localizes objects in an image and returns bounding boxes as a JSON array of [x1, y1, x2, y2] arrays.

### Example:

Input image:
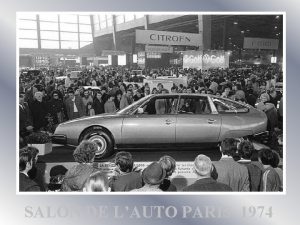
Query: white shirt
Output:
[[72, 97, 78, 112]]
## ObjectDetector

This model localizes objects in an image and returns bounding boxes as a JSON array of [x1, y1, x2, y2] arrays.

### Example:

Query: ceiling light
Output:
[[275, 26, 278, 29], [276, 16, 280, 19], [241, 31, 244, 34], [233, 21, 238, 25]]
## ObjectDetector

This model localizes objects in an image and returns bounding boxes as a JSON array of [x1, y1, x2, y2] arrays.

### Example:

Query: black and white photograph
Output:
[[17, 12, 285, 194]]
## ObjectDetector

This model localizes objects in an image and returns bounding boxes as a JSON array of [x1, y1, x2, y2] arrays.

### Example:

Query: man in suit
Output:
[[19, 150, 40, 192], [183, 154, 232, 192], [19, 92, 33, 139], [65, 90, 85, 120]]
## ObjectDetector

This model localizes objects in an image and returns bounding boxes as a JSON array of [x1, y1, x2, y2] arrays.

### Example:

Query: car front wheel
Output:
[[81, 128, 114, 159]]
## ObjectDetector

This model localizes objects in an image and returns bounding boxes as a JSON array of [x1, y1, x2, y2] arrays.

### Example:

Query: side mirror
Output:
[[137, 107, 144, 114]]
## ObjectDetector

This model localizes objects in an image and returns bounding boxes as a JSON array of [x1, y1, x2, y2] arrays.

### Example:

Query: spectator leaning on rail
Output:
[[158, 155, 177, 192], [183, 154, 232, 192], [130, 162, 166, 192], [109, 151, 143, 192], [213, 138, 250, 192], [61, 141, 100, 192]]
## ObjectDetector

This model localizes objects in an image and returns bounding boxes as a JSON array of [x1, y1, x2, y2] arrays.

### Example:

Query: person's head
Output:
[[19, 150, 33, 173], [258, 148, 278, 167], [224, 86, 231, 95], [142, 162, 166, 186], [107, 94, 114, 102], [206, 89, 213, 95], [83, 171, 109, 192], [101, 86, 107, 94], [158, 155, 176, 178], [193, 154, 213, 178], [49, 165, 68, 185], [238, 140, 254, 160], [83, 90, 89, 98], [152, 88, 158, 94], [73, 141, 97, 164], [157, 83, 163, 91], [220, 138, 238, 157], [114, 151, 134, 173], [260, 93, 270, 103], [215, 91, 221, 97], [144, 87, 150, 95], [126, 89, 133, 97], [34, 91, 43, 102], [95, 92, 102, 100], [68, 90, 75, 99], [161, 88, 168, 94], [19, 92, 26, 104], [136, 89, 142, 97]]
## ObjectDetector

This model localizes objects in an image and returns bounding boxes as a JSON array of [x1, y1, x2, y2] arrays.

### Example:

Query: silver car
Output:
[[52, 94, 268, 159]]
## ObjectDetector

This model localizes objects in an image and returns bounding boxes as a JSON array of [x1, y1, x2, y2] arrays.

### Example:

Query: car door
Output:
[[121, 95, 178, 146], [176, 95, 222, 144]]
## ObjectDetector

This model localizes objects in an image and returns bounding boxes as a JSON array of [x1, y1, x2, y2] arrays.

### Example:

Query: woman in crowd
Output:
[[62, 141, 100, 192]]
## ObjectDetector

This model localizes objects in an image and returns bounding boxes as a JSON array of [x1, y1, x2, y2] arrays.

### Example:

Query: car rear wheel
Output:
[[81, 128, 114, 159]]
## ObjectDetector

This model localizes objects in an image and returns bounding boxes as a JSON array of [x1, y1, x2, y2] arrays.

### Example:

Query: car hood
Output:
[[60, 113, 122, 126]]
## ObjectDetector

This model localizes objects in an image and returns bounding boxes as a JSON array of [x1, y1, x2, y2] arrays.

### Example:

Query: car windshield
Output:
[[117, 95, 153, 115], [212, 97, 249, 113]]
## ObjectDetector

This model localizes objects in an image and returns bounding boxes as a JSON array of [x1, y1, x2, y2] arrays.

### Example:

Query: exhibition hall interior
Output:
[[18, 13, 284, 192]]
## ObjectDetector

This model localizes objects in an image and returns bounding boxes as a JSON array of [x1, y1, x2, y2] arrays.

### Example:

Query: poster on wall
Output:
[[182, 51, 203, 69]]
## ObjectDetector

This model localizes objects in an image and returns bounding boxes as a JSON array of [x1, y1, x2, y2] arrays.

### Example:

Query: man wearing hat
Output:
[[130, 162, 166, 192], [183, 154, 232, 192]]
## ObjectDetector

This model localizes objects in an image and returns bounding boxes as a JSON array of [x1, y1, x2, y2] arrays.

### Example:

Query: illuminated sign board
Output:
[[183, 51, 203, 69], [183, 50, 229, 70], [243, 37, 279, 50], [117, 54, 126, 66], [136, 30, 202, 46]]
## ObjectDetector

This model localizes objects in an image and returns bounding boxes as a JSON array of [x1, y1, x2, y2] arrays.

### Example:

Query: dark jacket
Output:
[[64, 96, 85, 120], [92, 98, 105, 114], [47, 98, 64, 124], [109, 171, 143, 192], [183, 177, 232, 192], [19, 102, 33, 137], [62, 164, 99, 192], [159, 179, 177, 192], [19, 173, 41, 192], [29, 100, 48, 130]]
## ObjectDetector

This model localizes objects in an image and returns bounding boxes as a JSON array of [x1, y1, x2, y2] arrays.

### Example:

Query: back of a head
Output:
[[73, 141, 97, 163], [258, 148, 277, 167], [19, 150, 32, 172], [194, 154, 212, 177], [238, 140, 254, 160], [158, 155, 176, 177], [220, 138, 238, 157], [84, 171, 109, 192], [115, 151, 133, 173]]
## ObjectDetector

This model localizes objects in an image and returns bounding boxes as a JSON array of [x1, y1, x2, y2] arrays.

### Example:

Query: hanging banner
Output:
[[136, 30, 202, 46], [243, 37, 279, 50], [183, 51, 203, 69], [145, 45, 173, 53], [202, 50, 229, 70]]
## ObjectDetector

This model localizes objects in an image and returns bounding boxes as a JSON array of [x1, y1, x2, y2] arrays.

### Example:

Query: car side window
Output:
[[178, 96, 211, 114], [212, 97, 249, 113], [141, 97, 178, 115]]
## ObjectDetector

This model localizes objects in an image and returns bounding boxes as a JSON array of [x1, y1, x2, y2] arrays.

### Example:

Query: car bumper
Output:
[[52, 134, 67, 145]]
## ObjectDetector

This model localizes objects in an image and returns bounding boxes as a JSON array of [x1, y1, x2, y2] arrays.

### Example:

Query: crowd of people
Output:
[[19, 138, 283, 192], [18, 64, 284, 192], [19, 64, 283, 146]]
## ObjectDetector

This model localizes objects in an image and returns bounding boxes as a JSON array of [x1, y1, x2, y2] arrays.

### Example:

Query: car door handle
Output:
[[165, 119, 174, 125], [207, 119, 216, 124]]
